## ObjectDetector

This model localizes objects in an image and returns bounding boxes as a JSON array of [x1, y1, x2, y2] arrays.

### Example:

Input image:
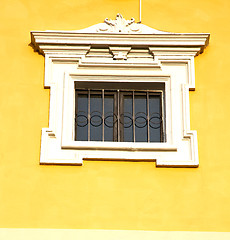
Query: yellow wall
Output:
[[0, 0, 230, 232]]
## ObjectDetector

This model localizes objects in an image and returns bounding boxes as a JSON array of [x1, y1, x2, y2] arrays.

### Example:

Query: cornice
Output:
[[30, 14, 210, 57]]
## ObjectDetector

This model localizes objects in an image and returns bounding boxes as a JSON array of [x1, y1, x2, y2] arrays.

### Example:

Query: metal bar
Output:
[[117, 90, 120, 142], [132, 91, 135, 142], [114, 91, 118, 142], [88, 89, 90, 141], [147, 91, 150, 142], [102, 89, 104, 142], [139, 0, 142, 23], [161, 91, 165, 142], [75, 89, 78, 141]]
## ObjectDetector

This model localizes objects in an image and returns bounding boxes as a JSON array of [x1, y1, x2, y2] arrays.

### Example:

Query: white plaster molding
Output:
[[109, 46, 131, 60], [77, 14, 167, 34], [101, 13, 136, 33], [31, 31, 209, 57], [0, 228, 230, 240], [31, 14, 209, 167], [30, 13, 209, 57]]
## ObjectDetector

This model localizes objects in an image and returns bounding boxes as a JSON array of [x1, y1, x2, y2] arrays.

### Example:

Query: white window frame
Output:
[[62, 73, 171, 150], [31, 14, 209, 167]]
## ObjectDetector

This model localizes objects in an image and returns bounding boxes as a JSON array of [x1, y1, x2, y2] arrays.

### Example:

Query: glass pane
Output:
[[76, 93, 88, 141], [76, 89, 163, 143], [135, 93, 147, 142], [104, 94, 115, 141], [123, 95, 133, 142], [90, 93, 102, 141], [149, 95, 161, 142]]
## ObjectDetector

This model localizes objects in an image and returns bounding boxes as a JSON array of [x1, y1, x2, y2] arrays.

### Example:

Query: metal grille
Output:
[[75, 89, 164, 142]]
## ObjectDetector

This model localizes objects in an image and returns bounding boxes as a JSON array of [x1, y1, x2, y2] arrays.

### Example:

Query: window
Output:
[[75, 88, 164, 142], [31, 14, 209, 167]]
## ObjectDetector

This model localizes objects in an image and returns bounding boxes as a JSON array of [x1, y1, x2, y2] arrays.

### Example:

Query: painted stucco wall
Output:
[[0, 0, 229, 233]]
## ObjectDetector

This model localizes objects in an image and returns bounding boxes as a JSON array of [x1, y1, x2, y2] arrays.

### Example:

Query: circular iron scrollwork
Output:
[[120, 112, 133, 128], [104, 112, 118, 128], [76, 111, 162, 129], [135, 112, 148, 128], [90, 111, 103, 127], [149, 113, 162, 129], [75, 111, 88, 127]]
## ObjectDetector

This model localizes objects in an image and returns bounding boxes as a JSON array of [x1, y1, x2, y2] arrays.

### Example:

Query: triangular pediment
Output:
[[77, 13, 168, 34]]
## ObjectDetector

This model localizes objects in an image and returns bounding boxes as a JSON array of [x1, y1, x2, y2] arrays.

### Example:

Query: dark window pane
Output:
[[135, 93, 148, 142], [76, 93, 88, 141], [123, 95, 133, 142], [90, 93, 102, 141], [149, 95, 161, 142], [104, 94, 114, 141], [75, 89, 164, 143]]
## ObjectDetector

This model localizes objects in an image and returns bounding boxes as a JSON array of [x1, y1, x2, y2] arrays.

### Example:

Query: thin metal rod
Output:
[[117, 90, 120, 142], [132, 91, 135, 142], [139, 0, 142, 23], [102, 89, 104, 142], [147, 91, 150, 142], [161, 91, 165, 142], [88, 89, 90, 141], [75, 90, 78, 141]]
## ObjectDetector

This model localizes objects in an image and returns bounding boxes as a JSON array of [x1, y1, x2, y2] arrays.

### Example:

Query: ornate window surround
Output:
[[31, 14, 210, 167]]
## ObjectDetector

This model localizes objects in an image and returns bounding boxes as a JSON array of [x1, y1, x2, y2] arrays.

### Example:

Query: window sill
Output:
[[61, 141, 177, 151]]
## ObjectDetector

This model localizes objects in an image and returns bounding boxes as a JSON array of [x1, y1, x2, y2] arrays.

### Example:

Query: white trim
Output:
[[0, 229, 229, 240], [31, 14, 209, 167]]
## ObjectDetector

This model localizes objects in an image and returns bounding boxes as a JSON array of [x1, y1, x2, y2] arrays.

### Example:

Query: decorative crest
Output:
[[98, 13, 141, 33]]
